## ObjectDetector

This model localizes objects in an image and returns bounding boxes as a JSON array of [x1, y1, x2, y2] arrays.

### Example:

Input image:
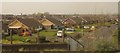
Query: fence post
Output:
[[37, 30, 40, 44], [68, 37, 70, 51], [10, 29, 13, 44], [62, 29, 65, 43], [40, 50, 43, 53]]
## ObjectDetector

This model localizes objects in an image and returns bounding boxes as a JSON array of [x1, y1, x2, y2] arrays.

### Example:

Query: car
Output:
[[65, 28, 75, 31], [84, 26, 90, 29], [115, 22, 118, 25], [90, 26, 96, 31], [57, 31, 64, 37]]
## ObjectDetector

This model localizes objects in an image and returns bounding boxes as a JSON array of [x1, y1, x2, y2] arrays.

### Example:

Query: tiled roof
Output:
[[44, 16, 63, 26], [17, 18, 43, 28]]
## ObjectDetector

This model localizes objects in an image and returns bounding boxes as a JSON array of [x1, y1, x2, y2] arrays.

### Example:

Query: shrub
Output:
[[96, 40, 116, 51], [38, 36, 46, 43]]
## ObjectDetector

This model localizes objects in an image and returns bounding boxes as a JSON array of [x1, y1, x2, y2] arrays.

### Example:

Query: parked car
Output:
[[90, 26, 96, 31], [84, 26, 90, 29], [57, 31, 63, 37], [115, 22, 118, 25], [65, 28, 75, 31]]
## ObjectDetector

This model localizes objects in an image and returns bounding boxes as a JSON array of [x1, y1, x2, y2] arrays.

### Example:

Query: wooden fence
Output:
[[2, 43, 69, 52], [2, 51, 120, 53]]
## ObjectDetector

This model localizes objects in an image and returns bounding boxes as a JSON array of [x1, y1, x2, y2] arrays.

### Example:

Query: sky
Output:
[[1, 0, 120, 2], [1, 2, 119, 15]]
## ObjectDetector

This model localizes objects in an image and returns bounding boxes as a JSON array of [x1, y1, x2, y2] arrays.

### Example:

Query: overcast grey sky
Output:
[[2, 2, 118, 15]]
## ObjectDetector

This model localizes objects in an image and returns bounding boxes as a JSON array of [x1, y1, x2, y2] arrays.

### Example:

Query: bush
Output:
[[25, 39, 31, 42], [73, 33, 81, 39], [38, 36, 46, 43], [96, 40, 116, 51]]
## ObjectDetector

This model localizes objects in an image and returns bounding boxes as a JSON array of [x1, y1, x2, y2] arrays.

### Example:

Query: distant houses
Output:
[[7, 15, 64, 34], [2, 15, 14, 21], [62, 16, 91, 28], [1, 14, 118, 35]]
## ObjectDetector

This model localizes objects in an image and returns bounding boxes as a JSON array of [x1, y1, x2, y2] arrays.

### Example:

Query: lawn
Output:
[[2, 34, 37, 44], [87, 23, 101, 27], [112, 30, 118, 49], [2, 29, 85, 44], [100, 22, 112, 27], [75, 28, 83, 32], [1, 39, 25, 44], [87, 22, 112, 27], [39, 30, 57, 37], [8, 34, 36, 41], [2, 29, 58, 44]]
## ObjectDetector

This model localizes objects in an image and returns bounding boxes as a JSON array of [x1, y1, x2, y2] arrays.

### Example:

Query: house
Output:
[[40, 16, 63, 29], [62, 16, 85, 28], [8, 18, 43, 34], [62, 18, 76, 27]]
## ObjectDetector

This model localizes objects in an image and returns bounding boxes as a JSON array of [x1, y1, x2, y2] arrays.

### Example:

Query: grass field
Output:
[[2, 29, 58, 44], [75, 28, 83, 32], [39, 30, 57, 37], [2, 34, 37, 44], [112, 30, 118, 49], [87, 22, 112, 27], [2, 29, 87, 44]]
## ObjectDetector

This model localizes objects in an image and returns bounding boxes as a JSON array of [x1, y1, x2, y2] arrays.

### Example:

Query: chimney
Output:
[[21, 13, 23, 15], [21, 13, 24, 19]]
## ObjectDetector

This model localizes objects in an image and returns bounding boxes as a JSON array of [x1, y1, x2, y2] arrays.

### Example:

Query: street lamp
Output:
[[37, 30, 39, 44], [81, 21, 84, 36], [8, 28, 13, 44], [62, 28, 65, 43]]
